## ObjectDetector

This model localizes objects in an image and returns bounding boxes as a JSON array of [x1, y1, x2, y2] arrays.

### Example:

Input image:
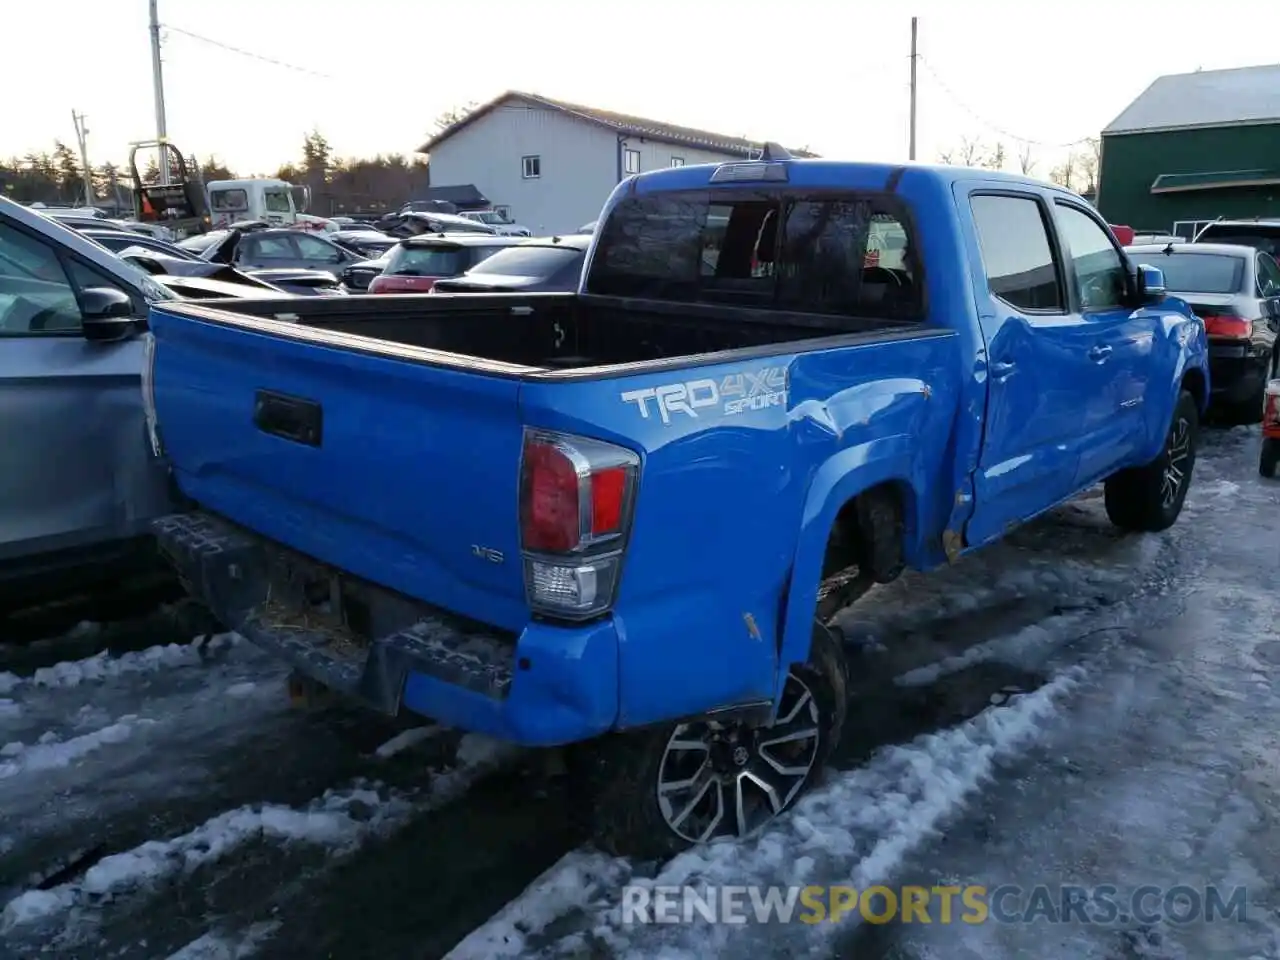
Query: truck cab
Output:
[[207, 178, 300, 230]]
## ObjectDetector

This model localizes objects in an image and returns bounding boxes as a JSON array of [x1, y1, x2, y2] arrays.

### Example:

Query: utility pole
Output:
[[908, 17, 918, 162], [149, 0, 170, 185], [71, 110, 95, 207]]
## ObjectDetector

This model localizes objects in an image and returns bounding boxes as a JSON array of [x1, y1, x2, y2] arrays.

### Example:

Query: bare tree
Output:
[[1017, 143, 1036, 175], [982, 142, 1008, 171], [432, 101, 481, 136], [936, 147, 957, 164], [1076, 137, 1101, 194], [1049, 151, 1079, 190], [958, 135, 986, 167]]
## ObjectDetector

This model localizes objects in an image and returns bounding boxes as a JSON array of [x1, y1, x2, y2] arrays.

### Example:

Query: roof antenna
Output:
[[760, 142, 792, 162]]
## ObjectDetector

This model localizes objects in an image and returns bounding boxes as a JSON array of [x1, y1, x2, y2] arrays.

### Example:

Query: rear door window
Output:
[[588, 190, 922, 319], [970, 194, 1063, 313]]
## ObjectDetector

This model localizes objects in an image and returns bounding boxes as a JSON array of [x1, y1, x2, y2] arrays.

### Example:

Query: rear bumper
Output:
[[152, 511, 619, 747]]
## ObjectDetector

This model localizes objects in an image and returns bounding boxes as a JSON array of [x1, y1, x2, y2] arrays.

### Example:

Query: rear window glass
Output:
[[587, 190, 922, 319], [385, 244, 468, 276], [1142, 253, 1245, 294], [467, 245, 581, 278], [1195, 227, 1280, 258]]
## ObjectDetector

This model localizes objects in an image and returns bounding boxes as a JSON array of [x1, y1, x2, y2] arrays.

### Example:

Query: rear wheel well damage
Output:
[[813, 481, 907, 626]]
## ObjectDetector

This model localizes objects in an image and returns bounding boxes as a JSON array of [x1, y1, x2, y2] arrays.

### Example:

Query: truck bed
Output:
[[172, 291, 922, 376]]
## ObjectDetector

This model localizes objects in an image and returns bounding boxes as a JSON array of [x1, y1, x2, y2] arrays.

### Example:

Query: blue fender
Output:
[[775, 433, 920, 700]]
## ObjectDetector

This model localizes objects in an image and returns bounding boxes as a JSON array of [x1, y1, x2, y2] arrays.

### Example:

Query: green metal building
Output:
[[1097, 63, 1280, 237]]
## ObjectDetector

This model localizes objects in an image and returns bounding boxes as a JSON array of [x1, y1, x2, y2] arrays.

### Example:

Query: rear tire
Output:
[[1261, 438, 1280, 479], [582, 623, 847, 860], [1104, 389, 1198, 532]]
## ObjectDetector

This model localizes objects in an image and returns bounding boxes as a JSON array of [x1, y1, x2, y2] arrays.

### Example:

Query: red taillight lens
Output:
[[591, 466, 627, 536], [1201, 314, 1252, 339], [519, 431, 638, 554], [521, 440, 581, 552]]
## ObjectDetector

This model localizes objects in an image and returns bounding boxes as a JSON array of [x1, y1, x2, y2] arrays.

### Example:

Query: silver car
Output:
[[0, 196, 179, 614]]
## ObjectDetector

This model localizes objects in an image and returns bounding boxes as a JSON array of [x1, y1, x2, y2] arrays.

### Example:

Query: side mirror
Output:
[[80, 287, 140, 342], [1134, 263, 1166, 305]]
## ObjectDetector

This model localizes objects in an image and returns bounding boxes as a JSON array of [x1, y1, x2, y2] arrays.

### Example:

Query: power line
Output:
[[917, 56, 1095, 149], [162, 24, 334, 79]]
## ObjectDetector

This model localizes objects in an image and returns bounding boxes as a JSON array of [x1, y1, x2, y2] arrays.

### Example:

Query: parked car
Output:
[[1192, 219, 1280, 259], [431, 234, 590, 293], [0, 196, 182, 619], [146, 156, 1208, 857], [458, 210, 532, 237], [1126, 242, 1280, 421], [367, 235, 525, 293], [199, 227, 367, 279], [329, 229, 398, 260]]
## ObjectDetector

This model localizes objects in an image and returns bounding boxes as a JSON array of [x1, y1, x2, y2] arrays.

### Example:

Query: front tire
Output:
[[583, 623, 847, 859], [1104, 389, 1198, 532]]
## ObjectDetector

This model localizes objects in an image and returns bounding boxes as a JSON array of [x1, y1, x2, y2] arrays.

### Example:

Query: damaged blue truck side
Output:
[[147, 157, 1209, 857]]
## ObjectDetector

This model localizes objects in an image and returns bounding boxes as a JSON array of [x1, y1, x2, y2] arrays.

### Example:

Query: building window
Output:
[[522, 155, 541, 179], [670, 157, 685, 167], [624, 149, 641, 175]]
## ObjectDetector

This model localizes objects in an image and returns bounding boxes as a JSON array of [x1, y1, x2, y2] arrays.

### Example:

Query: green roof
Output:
[[1151, 169, 1280, 193]]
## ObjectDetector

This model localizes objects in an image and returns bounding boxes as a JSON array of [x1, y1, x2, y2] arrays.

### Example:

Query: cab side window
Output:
[[0, 222, 83, 334], [970, 194, 1064, 313], [1053, 203, 1128, 310]]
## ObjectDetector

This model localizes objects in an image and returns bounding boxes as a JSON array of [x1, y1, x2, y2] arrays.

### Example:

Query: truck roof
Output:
[[625, 158, 1083, 201]]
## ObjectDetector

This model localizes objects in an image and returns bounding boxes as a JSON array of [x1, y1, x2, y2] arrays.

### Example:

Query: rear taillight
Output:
[[519, 428, 639, 619], [1264, 380, 1280, 428], [1201, 314, 1252, 339]]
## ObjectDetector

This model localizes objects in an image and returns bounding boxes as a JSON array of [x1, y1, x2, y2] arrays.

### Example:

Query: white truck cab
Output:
[[207, 179, 304, 229]]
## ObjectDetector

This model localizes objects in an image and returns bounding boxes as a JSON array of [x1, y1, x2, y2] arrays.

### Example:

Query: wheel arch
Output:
[[776, 440, 921, 691]]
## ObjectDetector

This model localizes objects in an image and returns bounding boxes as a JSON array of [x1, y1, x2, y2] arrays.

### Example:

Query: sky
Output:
[[5, 0, 1278, 178]]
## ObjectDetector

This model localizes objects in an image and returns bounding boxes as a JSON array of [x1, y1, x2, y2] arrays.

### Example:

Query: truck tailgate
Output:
[[147, 305, 530, 632]]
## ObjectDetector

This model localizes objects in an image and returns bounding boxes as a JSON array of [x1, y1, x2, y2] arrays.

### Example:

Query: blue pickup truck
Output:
[[145, 156, 1209, 857]]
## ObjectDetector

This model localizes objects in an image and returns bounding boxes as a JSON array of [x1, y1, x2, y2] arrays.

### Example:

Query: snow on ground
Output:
[[0, 424, 1273, 960]]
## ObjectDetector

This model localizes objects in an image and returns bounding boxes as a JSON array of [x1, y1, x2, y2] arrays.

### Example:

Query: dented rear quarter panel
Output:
[[519, 324, 964, 729]]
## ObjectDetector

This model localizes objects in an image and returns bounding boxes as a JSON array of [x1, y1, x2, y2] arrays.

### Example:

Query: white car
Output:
[[459, 210, 531, 237]]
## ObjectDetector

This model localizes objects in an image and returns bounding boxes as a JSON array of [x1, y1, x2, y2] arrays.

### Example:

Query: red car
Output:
[[367, 234, 526, 294]]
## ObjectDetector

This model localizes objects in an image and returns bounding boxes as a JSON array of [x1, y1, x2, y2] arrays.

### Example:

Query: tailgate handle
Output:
[[253, 390, 322, 447]]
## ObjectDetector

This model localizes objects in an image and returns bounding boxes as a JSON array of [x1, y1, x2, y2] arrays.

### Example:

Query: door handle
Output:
[[1088, 344, 1113, 362], [990, 360, 1017, 382]]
